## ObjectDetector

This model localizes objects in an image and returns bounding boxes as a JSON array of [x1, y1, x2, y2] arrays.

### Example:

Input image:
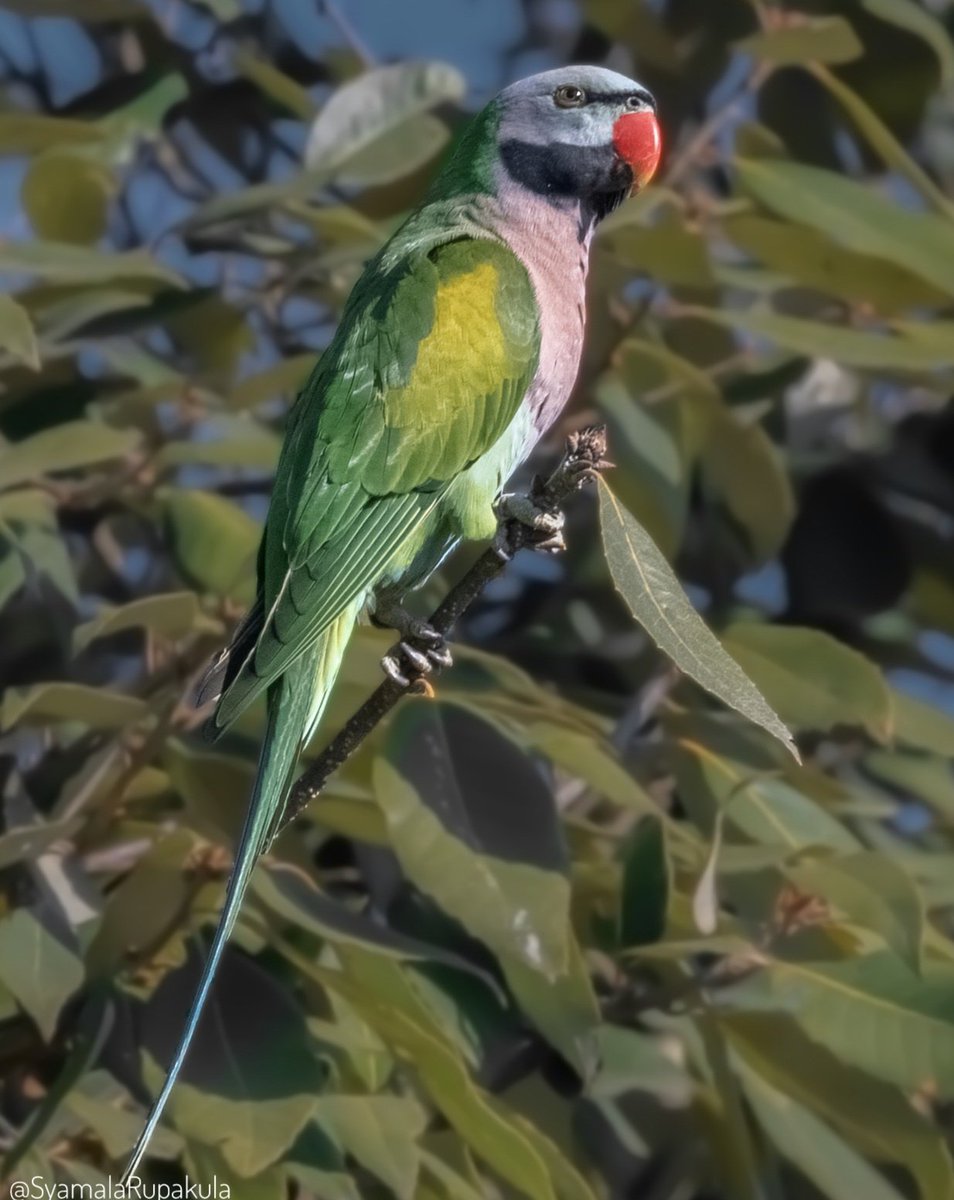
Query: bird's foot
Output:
[[377, 609, 453, 690], [495, 491, 566, 556]]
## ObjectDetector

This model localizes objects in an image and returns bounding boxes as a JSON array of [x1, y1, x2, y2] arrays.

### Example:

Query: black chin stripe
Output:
[[500, 138, 633, 214]]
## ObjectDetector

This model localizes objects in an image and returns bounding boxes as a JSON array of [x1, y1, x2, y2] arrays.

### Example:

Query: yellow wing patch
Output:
[[386, 259, 510, 431]]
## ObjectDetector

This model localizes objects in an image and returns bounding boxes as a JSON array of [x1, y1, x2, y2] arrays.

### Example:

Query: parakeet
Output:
[[124, 64, 660, 1178]]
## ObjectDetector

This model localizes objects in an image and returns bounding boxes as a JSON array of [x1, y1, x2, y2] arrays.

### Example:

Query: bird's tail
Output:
[[122, 601, 360, 1183]]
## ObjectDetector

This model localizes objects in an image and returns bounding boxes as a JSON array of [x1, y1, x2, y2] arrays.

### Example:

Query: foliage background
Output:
[[3, 1, 954, 1197]]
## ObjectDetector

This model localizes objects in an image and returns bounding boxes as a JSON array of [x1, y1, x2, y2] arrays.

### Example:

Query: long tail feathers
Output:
[[122, 602, 359, 1182]]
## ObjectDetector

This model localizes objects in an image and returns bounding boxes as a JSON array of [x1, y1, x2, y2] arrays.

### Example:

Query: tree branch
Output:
[[276, 424, 611, 838]]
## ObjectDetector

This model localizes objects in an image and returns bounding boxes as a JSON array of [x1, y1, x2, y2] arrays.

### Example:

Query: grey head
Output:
[[495, 65, 660, 223]]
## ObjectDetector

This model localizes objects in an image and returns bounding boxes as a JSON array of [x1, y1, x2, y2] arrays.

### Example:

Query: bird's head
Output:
[[494, 66, 661, 222]]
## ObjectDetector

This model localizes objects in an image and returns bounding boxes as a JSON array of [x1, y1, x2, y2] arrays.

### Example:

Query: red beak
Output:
[[612, 111, 662, 191]]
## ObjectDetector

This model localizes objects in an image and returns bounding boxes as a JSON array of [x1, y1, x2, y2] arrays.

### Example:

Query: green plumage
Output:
[[123, 179, 540, 1184]]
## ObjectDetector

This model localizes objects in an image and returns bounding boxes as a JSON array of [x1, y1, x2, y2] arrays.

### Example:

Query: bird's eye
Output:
[[554, 84, 585, 109], [626, 94, 643, 109]]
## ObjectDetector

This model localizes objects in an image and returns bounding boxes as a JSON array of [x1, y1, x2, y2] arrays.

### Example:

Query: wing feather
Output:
[[211, 234, 539, 735]]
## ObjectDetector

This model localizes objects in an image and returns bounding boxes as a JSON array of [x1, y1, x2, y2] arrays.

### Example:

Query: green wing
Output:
[[211, 235, 539, 733]]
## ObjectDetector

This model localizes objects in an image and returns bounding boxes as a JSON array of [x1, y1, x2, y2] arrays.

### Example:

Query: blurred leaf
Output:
[[22, 154, 112, 245], [675, 736, 859, 852], [0, 488, 77, 603], [0, 240, 181, 286], [891, 689, 954, 756], [143, 950, 325, 1176], [737, 17, 863, 65], [620, 817, 669, 947], [722, 213, 949, 311], [0, 113, 106, 153], [864, 750, 954, 823], [2, 682, 147, 730], [701, 410, 795, 562], [722, 623, 892, 739], [0, 0, 148, 14], [293, 951, 561, 1200], [692, 810, 724, 936], [229, 355, 313, 410], [688, 303, 954, 370], [162, 489, 260, 604], [596, 372, 691, 559], [732, 953, 954, 1097], [736, 157, 954, 299], [0, 295, 39, 369], [157, 423, 281, 471], [0, 420, 138, 491], [860, 0, 954, 84], [599, 207, 714, 287], [73, 591, 200, 653], [306, 62, 465, 185], [785, 853, 924, 972], [724, 1012, 954, 1200], [252, 864, 503, 995], [598, 477, 797, 759], [739, 1061, 908, 1200], [374, 703, 570, 977], [809, 65, 954, 219], [234, 50, 317, 119], [312, 1096, 427, 1199], [0, 908, 83, 1040]]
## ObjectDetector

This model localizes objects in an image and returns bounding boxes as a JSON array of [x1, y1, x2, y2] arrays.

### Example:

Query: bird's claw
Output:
[[496, 493, 567, 554], [380, 620, 453, 690]]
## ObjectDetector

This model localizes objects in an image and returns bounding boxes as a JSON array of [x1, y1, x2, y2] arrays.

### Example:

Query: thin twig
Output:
[[322, 0, 377, 67], [276, 425, 611, 837]]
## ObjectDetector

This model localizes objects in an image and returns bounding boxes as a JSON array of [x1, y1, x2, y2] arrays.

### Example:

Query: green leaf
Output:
[[0, 421, 139, 491], [736, 16, 863, 65], [142, 950, 325, 1176], [738, 1060, 908, 1200], [721, 622, 893, 740], [0, 112, 107, 153], [722, 213, 949, 312], [597, 477, 797, 759], [620, 817, 670, 946], [305, 62, 465, 185], [252, 863, 503, 996], [374, 703, 571, 977], [228, 354, 314, 410], [864, 750, 954, 823], [596, 372, 691, 560], [860, 0, 954, 84], [73, 591, 200, 653], [686, 304, 954, 371], [0, 908, 84, 1040], [162, 489, 260, 604], [809, 65, 954, 220], [290, 950, 560, 1200], [312, 1096, 427, 1199], [21, 153, 112, 245], [157, 424, 281, 471], [0, 240, 182, 287], [891, 689, 954, 757], [0, 295, 39, 369], [736, 157, 954, 300], [732, 953, 954, 1097], [2, 682, 147, 731], [785, 853, 924, 972], [0, 489, 77, 604], [700, 409, 795, 562], [234, 50, 317, 119], [674, 736, 859, 852], [724, 1012, 954, 1200]]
